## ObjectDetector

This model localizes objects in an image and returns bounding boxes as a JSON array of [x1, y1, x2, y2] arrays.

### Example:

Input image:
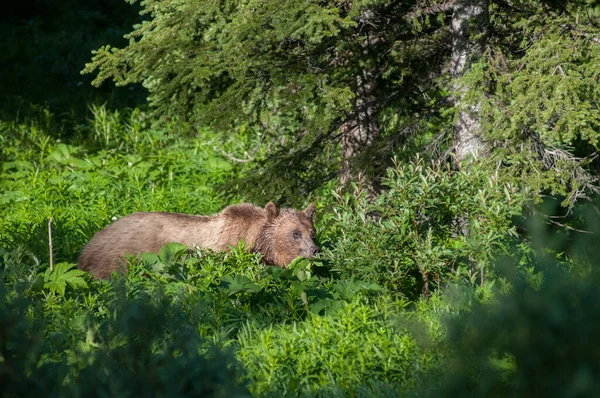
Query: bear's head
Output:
[[255, 202, 319, 267]]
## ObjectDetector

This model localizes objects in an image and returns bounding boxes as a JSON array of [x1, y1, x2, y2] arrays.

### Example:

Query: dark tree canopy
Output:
[[84, 0, 600, 204]]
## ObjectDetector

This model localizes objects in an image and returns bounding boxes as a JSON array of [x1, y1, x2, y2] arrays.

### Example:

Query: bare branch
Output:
[[218, 148, 255, 163], [562, 23, 600, 44], [532, 137, 600, 208], [546, 218, 594, 234], [48, 217, 54, 271]]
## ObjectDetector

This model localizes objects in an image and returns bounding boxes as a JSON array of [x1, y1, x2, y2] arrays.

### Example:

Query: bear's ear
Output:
[[265, 202, 279, 221], [303, 203, 316, 221]]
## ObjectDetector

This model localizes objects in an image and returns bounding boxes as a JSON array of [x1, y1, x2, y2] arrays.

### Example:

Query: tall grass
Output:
[[2, 106, 600, 396]]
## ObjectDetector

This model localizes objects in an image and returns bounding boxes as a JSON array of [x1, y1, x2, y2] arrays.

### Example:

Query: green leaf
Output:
[[220, 275, 262, 296], [205, 157, 233, 172], [140, 252, 160, 266], [140, 252, 164, 273], [286, 256, 313, 281], [43, 262, 88, 296], [158, 242, 189, 266]]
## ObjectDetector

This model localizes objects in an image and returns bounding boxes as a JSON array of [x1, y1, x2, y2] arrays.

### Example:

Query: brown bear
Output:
[[77, 202, 319, 278]]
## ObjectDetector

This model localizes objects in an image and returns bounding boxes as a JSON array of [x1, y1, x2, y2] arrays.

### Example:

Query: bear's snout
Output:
[[302, 244, 319, 258], [310, 245, 320, 256]]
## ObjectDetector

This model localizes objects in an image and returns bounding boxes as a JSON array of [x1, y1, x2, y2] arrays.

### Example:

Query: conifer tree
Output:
[[82, 0, 446, 195], [83, 0, 600, 204]]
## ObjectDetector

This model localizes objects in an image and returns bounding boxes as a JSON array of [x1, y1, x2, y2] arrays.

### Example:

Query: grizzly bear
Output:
[[77, 202, 319, 279]]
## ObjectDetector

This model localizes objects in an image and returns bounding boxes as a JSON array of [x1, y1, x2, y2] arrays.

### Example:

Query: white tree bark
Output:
[[450, 0, 489, 286], [451, 0, 488, 164]]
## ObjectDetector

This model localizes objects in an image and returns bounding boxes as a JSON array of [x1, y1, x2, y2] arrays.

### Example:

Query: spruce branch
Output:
[[561, 23, 600, 44], [406, 0, 457, 20], [531, 137, 600, 208]]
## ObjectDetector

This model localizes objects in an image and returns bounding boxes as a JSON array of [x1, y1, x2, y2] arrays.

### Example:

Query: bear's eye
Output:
[[310, 230, 316, 239], [292, 230, 302, 239]]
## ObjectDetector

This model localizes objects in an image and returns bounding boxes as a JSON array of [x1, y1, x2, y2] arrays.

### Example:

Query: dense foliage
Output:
[[83, 0, 600, 203], [325, 157, 525, 298], [0, 106, 233, 263], [3, 0, 600, 396], [2, 109, 600, 396]]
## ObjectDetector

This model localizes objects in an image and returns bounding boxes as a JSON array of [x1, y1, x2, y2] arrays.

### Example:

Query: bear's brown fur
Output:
[[77, 202, 319, 279]]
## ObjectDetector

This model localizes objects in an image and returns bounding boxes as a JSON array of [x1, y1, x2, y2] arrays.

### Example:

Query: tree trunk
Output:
[[451, 0, 488, 164], [450, 0, 489, 286], [337, 6, 380, 186], [340, 68, 379, 185]]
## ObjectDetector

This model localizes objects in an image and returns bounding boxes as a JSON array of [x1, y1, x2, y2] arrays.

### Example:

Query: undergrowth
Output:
[[0, 105, 235, 264], [2, 106, 600, 396]]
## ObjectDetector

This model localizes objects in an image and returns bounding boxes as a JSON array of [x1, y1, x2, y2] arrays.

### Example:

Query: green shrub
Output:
[[323, 157, 526, 299], [0, 278, 250, 397], [415, 207, 600, 396], [237, 297, 433, 397], [1, 241, 440, 397]]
